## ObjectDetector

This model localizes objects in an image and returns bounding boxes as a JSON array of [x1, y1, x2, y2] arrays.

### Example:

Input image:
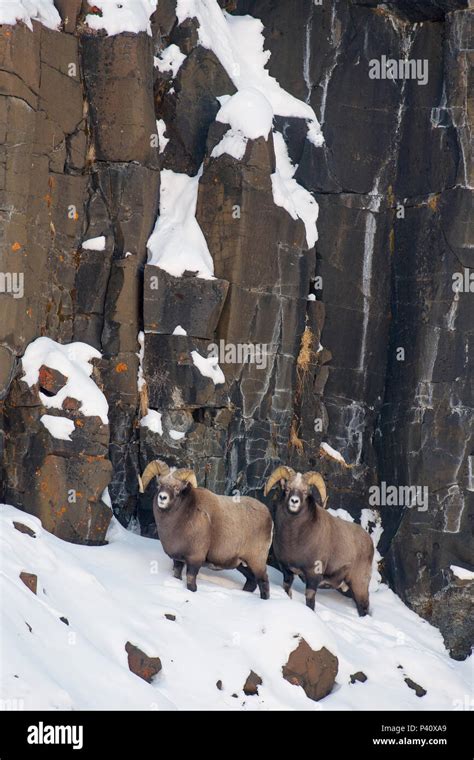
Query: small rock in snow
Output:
[[20, 572, 37, 595], [125, 642, 162, 683], [13, 522, 36, 538], [243, 670, 262, 696], [350, 671, 368, 684], [404, 677, 427, 698]]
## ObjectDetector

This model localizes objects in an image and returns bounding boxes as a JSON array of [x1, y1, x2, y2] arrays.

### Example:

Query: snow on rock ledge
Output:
[[271, 131, 319, 249], [85, 0, 157, 36], [147, 169, 215, 280], [0, 0, 60, 30], [22, 337, 108, 425], [212, 88, 274, 161]]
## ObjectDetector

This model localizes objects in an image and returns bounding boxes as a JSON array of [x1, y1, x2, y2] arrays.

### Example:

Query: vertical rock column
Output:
[[80, 32, 160, 525]]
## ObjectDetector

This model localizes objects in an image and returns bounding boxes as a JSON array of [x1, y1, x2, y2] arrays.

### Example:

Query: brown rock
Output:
[[282, 639, 338, 702], [20, 572, 37, 595], [125, 642, 162, 683], [243, 670, 262, 696], [13, 522, 36, 538], [38, 365, 68, 396], [62, 396, 81, 412]]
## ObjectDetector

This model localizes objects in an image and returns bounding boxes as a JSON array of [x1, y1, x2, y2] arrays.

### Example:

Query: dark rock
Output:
[[350, 671, 368, 684], [20, 572, 37, 595], [160, 45, 236, 174], [144, 266, 229, 339], [13, 522, 36, 538], [404, 678, 427, 697], [282, 639, 338, 702], [82, 33, 159, 167], [243, 670, 262, 696], [164, 613, 176, 621], [125, 642, 162, 683], [60, 616, 69, 625], [216, 679, 223, 690]]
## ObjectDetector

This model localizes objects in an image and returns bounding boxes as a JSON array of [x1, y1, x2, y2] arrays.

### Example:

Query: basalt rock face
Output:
[[233, 0, 473, 658], [0, 0, 472, 658]]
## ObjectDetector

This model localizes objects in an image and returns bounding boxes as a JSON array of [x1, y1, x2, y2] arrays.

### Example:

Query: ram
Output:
[[139, 460, 272, 598], [265, 466, 374, 616]]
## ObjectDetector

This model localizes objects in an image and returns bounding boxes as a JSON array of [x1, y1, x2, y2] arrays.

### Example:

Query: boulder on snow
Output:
[[282, 638, 338, 702], [125, 642, 162, 683], [243, 670, 262, 696], [20, 572, 37, 595]]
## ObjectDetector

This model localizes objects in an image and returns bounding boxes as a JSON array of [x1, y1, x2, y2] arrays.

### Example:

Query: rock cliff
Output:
[[0, 0, 472, 659]]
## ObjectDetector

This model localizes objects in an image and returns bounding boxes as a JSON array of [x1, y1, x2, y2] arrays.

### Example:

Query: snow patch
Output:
[[216, 88, 273, 140], [320, 441, 347, 465], [40, 415, 75, 442], [154, 44, 186, 77], [172, 325, 187, 336], [175, 2, 323, 147], [22, 337, 108, 425], [82, 236, 106, 251], [85, 0, 156, 36], [147, 169, 215, 280], [137, 331, 145, 393], [101, 487, 112, 509], [156, 119, 169, 154], [271, 131, 318, 248], [140, 410, 163, 436], [0, 0, 60, 30], [169, 430, 186, 441], [191, 350, 225, 385], [450, 565, 474, 581]]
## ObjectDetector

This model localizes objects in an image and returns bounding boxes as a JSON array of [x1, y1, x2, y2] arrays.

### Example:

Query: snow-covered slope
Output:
[[1, 504, 470, 711]]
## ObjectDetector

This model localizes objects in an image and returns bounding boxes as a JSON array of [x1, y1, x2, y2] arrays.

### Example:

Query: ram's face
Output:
[[155, 475, 188, 511], [283, 474, 309, 514]]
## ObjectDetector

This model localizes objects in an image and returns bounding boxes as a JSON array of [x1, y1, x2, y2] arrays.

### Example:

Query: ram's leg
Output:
[[173, 560, 185, 580], [304, 570, 323, 611], [348, 573, 370, 617], [237, 563, 258, 593], [247, 560, 270, 600], [281, 565, 295, 598], [256, 571, 270, 600], [185, 561, 202, 592]]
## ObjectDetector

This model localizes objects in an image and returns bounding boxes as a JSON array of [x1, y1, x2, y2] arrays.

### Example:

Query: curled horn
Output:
[[138, 460, 170, 493], [264, 466, 295, 497], [173, 468, 198, 489], [304, 471, 328, 507]]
